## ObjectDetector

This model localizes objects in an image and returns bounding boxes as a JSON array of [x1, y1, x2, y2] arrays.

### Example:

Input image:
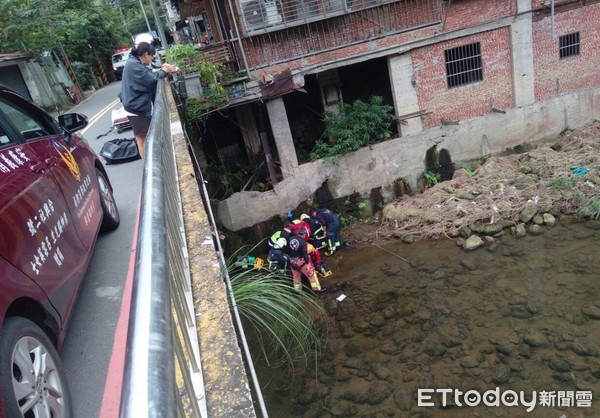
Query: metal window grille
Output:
[[559, 32, 580, 59], [444, 42, 483, 89], [239, 0, 435, 35]]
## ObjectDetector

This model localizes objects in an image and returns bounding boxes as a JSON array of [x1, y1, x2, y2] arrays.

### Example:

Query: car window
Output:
[[0, 123, 11, 145], [0, 98, 53, 140], [112, 52, 129, 64]]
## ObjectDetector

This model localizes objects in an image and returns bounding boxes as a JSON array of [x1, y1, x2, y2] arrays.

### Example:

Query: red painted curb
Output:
[[98, 196, 140, 418]]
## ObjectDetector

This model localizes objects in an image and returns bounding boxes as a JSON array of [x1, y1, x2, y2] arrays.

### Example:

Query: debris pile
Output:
[[363, 122, 600, 245]]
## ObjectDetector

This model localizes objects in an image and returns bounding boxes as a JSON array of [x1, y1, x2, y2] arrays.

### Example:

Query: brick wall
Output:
[[411, 27, 513, 129], [532, 3, 600, 101], [441, 0, 515, 32], [242, 0, 440, 70]]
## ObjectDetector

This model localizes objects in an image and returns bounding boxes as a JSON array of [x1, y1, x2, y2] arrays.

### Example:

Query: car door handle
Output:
[[45, 157, 58, 166], [30, 162, 46, 173]]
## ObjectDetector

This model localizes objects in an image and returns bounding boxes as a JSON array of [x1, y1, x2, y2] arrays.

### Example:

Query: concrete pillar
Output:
[[511, 0, 535, 107], [234, 105, 262, 157], [266, 97, 298, 178], [388, 54, 423, 136], [318, 69, 342, 115]]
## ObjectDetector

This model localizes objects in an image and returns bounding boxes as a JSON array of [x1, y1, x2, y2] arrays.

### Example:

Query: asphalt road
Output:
[[60, 81, 141, 418]]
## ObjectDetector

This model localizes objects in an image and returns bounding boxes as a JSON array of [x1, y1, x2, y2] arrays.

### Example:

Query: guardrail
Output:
[[119, 81, 207, 417]]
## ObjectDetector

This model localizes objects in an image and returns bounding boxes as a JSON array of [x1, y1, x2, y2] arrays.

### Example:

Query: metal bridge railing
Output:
[[119, 81, 207, 418]]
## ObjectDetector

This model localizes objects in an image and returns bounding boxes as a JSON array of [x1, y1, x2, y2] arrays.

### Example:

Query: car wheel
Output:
[[97, 168, 120, 232], [0, 317, 72, 418]]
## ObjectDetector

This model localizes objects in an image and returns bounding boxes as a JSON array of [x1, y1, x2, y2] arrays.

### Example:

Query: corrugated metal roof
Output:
[[0, 52, 34, 62]]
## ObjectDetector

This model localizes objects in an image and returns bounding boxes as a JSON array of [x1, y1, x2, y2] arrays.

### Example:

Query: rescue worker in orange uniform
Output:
[[287, 231, 325, 294]]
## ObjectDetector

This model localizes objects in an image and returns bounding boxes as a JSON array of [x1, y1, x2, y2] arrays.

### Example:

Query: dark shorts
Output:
[[128, 116, 151, 136]]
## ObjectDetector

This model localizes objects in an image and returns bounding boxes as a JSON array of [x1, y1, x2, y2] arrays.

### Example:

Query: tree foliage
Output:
[[0, 0, 143, 67]]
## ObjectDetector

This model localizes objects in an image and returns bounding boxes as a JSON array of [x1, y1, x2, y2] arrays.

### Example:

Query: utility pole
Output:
[[149, 0, 169, 50], [138, 0, 153, 34]]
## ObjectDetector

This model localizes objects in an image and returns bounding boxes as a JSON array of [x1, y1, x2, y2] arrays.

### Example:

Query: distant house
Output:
[[0, 52, 34, 99], [0, 51, 76, 111]]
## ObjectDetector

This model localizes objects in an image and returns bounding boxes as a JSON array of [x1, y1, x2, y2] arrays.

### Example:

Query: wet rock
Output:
[[483, 235, 496, 244], [329, 400, 358, 416], [459, 226, 472, 238], [440, 335, 463, 348], [339, 321, 355, 338], [514, 223, 527, 237], [518, 344, 531, 359], [369, 314, 386, 327], [519, 205, 537, 223], [427, 214, 442, 223], [380, 342, 402, 355], [511, 306, 534, 319], [543, 213, 556, 227], [352, 320, 370, 333], [589, 359, 600, 378], [424, 342, 446, 357], [303, 403, 326, 418], [483, 223, 504, 235], [460, 259, 478, 271], [554, 341, 569, 351], [460, 356, 480, 368], [582, 305, 600, 320], [344, 342, 363, 357], [371, 363, 392, 380], [552, 372, 575, 383], [495, 343, 513, 356], [524, 330, 550, 348], [570, 341, 600, 357], [401, 234, 415, 244], [470, 221, 485, 234], [343, 358, 368, 371], [487, 242, 499, 252], [366, 381, 394, 405], [544, 355, 573, 372], [585, 220, 600, 230], [533, 214, 544, 225], [491, 366, 512, 384], [528, 224, 544, 235], [463, 235, 484, 251], [393, 388, 413, 411]]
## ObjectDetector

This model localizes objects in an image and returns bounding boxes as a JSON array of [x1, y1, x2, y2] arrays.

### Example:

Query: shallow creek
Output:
[[255, 221, 600, 418]]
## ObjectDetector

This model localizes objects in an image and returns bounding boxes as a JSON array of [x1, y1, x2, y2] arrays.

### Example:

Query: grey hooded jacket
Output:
[[119, 55, 167, 118]]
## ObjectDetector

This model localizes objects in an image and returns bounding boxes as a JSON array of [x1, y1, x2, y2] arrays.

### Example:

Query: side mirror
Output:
[[58, 113, 88, 134]]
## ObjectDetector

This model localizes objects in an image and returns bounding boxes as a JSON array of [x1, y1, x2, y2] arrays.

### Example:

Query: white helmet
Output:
[[275, 237, 287, 249], [134, 33, 154, 46]]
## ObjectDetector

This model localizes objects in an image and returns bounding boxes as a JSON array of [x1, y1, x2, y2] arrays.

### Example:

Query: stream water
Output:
[[255, 220, 600, 418]]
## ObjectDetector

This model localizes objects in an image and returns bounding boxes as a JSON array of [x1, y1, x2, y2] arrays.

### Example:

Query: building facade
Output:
[[166, 0, 600, 230]]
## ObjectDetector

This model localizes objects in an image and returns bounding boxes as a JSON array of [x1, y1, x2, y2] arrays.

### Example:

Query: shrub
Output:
[[310, 96, 394, 160], [226, 246, 327, 371]]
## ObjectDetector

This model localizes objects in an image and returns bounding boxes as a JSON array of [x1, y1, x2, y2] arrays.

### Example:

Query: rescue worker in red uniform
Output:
[[287, 231, 325, 293], [289, 214, 312, 238]]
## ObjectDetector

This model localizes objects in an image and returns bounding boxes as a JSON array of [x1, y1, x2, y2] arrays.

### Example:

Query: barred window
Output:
[[444, 42, 483, 89], [559, 32, 580, 59]]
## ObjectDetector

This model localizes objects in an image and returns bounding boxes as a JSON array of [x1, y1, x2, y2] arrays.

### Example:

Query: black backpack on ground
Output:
[[99, 138, 141, 164]]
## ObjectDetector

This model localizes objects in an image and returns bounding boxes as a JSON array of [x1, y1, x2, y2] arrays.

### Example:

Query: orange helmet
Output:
[[307, 243, 315, 254]]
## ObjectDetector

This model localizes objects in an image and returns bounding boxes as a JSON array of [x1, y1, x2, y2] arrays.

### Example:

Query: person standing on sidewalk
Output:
[[119, 42, 177, 158]]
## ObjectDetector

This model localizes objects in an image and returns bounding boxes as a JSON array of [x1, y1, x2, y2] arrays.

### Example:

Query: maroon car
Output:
[[0, 86, 119, 418]]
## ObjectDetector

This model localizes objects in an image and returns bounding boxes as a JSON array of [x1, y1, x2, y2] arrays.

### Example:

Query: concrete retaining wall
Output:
[[217, 86, 600, 231]]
